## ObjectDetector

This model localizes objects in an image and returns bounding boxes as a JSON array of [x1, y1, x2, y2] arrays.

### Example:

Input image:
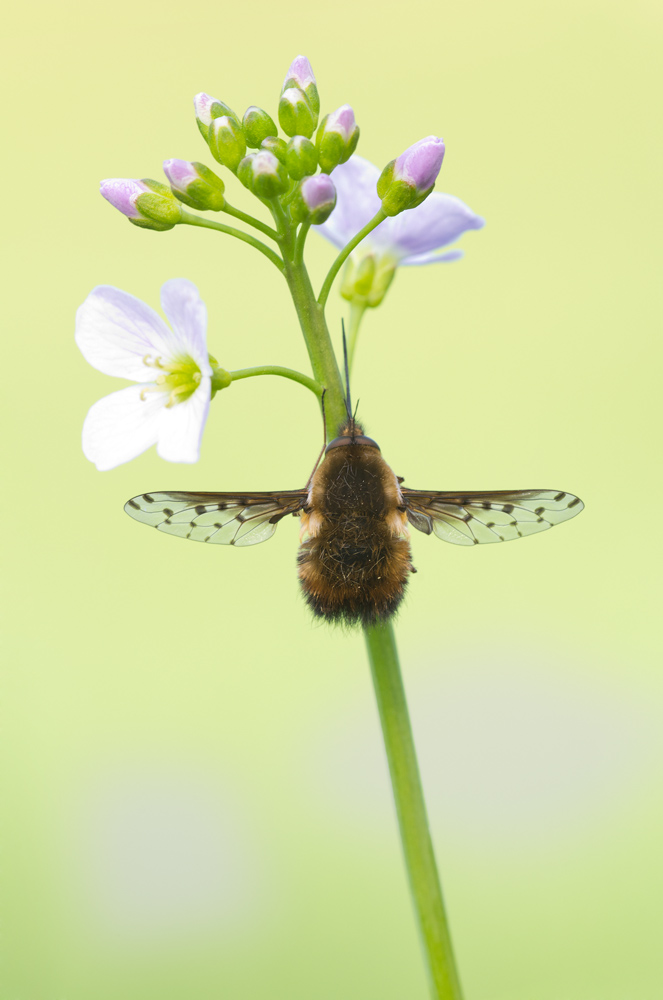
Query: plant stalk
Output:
[[365, 621, 464, 1000]]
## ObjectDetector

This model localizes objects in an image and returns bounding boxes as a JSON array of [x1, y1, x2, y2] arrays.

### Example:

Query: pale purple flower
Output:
[[315, 155, 484, 266], [100, 178, 151, 220], [76, 280, 213, 470]]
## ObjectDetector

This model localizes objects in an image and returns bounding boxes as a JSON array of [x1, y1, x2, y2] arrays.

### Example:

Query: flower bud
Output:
[[193, 93, 241, 141], [162, 159, 225, 211], [291, 174, 336, 225], [208, 116, 247, 173], [285, 136, 318, 179], [377, 136, 445, 216], [100, 178, 182, 231], [260, 136, 288, 163], [242, 106, 278, 148], [237, 150, 288, 199], [281, 55, 320, 118], [316, 105, 359, 174], [340, 254, 396, 308], [278, 87, 317, 139]]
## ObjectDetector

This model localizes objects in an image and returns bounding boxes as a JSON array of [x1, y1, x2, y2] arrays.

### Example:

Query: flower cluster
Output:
[[83, 55, 484, 470]]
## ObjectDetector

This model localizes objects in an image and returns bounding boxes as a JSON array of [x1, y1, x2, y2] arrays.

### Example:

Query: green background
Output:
[[3, 1, 662, 997]]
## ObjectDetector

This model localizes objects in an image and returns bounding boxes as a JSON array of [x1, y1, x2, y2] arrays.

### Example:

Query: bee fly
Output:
[[124, 348, 584, 626]]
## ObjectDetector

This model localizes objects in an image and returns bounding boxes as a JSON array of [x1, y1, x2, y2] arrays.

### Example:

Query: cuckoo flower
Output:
[[315, 154, 484, 267], [76, 279, 215, 470]]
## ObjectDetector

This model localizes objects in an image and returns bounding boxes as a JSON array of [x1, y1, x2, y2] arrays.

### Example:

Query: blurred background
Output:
[[2, 1, 662, 997]]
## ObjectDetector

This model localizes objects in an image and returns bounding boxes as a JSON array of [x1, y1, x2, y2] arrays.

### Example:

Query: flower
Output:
[[378, 136, 446, 213], [76, 279, 214, 470], [315, 154, 484, 267]]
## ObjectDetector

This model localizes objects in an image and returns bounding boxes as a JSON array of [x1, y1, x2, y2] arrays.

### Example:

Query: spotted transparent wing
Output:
[[402, 489, 583, 546], [124, 490, 307, 546]]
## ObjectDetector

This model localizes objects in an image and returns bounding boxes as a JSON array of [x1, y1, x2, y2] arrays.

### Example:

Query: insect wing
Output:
[[402, 489, 584, 546], [124, 490, 307, 546]]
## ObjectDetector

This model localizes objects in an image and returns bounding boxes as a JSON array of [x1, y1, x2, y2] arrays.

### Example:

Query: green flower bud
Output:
[[260, 136, 288, 163], [377, 137, 446, 216], [162, 159, 226, 211], [242, 106, 278, 148], [237, 151, 288, 199], [208, 116, 247, 173], [193, 93, 241, 141], [278, 87, 317, 139], [284, 136, 318, 179], [340, 254, 396, 308], [282, 56, 320, 118], [316, 105, 359, 174]]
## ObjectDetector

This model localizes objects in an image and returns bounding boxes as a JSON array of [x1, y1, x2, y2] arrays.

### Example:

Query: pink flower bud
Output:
[[292, 174, 336, 225], [193, 93, 220, 128], [393, 136, 445, 194], [163, 159, 198, 189], [100, 178, 150, 219], [282, 55, 316, 92], [325, 105, 357, 142]]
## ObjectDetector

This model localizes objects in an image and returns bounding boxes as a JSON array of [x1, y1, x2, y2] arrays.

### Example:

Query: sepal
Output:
[[285, 136, 318, 179], [242, 106, 278, 148], [260, 136, 288, 163]]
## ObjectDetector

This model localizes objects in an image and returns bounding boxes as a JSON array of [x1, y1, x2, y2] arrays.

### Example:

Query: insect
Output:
[[124, 371, 584, 626]]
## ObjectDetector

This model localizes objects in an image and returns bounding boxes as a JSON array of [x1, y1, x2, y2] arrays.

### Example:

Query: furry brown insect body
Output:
[[297, 423, 413, 626]]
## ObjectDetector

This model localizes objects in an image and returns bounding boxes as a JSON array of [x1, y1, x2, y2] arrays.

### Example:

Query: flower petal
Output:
[[376, 192, 484, 260], [157, 379, 211, 464], [313, 155, 382, 248], [400, 249, 465, 266], [159, 279, 211, 374], [76, 286, 182, 381], [82, 384, 165, 471]]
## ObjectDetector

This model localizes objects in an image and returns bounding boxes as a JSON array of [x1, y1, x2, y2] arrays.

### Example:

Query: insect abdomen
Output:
[[297, 442, 412, 626]]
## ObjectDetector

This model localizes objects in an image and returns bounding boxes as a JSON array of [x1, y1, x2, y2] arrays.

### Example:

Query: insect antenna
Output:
[[305, 388, 328, 489], [341, 320, 355, 439]]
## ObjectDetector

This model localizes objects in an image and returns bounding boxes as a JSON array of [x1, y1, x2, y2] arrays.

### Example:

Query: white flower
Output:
[[315, 154, 484, 266], [76, 279, 213, 470]]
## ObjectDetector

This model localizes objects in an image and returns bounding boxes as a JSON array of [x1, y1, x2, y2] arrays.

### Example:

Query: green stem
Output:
[[294, 220, 311, 266], [229, 365, 323, 397], [282, 258, 347, 435], [318, 209, 387, 309], [221, 202, 279, 241], [365, 621, 464, 1000], [346, 299, 367, 371], [180, 210, 285, 272]]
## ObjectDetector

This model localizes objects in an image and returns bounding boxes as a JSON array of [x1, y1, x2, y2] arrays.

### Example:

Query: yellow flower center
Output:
[[140, 354, 203, 407]]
